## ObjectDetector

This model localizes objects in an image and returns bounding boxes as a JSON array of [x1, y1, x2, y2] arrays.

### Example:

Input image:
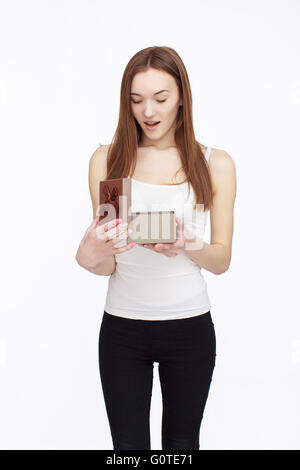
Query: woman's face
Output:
[[130, 68, 182, 147]]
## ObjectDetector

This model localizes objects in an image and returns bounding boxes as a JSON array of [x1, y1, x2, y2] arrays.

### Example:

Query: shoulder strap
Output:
[[205, 146, 211, 163]]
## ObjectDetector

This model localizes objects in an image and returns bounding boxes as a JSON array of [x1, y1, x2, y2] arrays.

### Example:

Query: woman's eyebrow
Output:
[[130, 89, 169, 96]]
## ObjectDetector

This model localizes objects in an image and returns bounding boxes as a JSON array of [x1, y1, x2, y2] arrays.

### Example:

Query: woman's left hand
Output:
[[142, 216, 196, 257]]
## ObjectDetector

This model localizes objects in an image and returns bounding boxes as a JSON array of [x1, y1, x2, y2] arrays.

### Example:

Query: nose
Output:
[[143, 101, 157, 119]]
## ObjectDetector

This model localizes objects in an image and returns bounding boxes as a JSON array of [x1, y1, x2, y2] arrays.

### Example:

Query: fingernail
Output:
[[130, 242, 136, 247]]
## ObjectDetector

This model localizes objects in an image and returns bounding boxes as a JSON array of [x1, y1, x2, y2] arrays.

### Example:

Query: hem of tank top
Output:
[[102, 307, 211, 321]]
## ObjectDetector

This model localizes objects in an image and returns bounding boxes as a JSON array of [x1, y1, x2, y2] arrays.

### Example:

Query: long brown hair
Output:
[[105, 46, 213, 212]]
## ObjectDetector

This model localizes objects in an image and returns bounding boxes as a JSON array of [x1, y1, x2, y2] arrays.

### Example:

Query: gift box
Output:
[[128, 210, 176, 244], [99, 177, 176, 245]]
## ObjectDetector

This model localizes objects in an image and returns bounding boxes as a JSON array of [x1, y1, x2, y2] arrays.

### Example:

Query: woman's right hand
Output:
[[77, 216, 136, 268]]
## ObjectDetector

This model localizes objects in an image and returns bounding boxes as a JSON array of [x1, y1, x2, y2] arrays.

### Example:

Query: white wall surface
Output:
[[0, 0, 299, 450]]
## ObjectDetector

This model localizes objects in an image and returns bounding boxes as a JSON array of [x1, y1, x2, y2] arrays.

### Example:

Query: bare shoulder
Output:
[[209, 147, 236, 173], [208, 147, 236, 194], [88, 144, 110, 218], [89, 144, 110, 180]]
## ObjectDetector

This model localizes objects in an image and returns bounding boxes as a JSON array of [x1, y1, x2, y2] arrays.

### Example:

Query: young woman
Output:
[[75, 46, 237, 450]]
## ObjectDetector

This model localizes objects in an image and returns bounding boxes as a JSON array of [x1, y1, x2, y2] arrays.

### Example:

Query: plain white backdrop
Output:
[[0, 0, 299, 450]]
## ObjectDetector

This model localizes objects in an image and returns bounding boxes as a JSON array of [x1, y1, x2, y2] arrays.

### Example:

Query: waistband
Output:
[[103, 309, 212, 327]]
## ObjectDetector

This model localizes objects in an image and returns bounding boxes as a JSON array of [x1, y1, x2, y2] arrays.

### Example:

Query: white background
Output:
[[0, 0, 299, 450]]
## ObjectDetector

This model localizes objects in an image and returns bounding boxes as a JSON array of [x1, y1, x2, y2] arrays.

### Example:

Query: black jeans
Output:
[[98, 310, 216, 450]]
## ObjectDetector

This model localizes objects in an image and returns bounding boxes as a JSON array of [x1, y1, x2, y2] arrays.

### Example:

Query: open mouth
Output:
[[144, 121, 160, 130]]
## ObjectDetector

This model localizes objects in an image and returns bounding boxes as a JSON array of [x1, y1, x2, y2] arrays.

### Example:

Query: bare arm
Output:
[[184, 149, 237, 275], [75, 145, 116, 276]]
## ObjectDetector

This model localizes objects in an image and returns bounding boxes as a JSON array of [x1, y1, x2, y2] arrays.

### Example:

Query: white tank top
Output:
[[103, 146, 212, 321]]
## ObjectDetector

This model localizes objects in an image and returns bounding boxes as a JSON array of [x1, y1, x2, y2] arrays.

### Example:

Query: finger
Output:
[[107, 229, 128, 246], [177, 216, 195, 241], [84, 217, 99, 238], [183, 225, 197, 241], [109, 222, 128, 239], [176, 216, 184, 240], [91, 216, 100, 228], [96, 222, 119, 241], [154, 242, 176, 250], [154, 244, 171, 252], [95, 229, 110, 242], [97, 217, 123, 235], [144, 245, 157, 251], [155, 244, 165, 250], [86, 216, 99, 232], [113, 242, 136, 254]]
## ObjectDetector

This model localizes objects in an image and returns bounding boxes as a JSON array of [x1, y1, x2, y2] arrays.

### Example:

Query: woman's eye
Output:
[[131, 99, 167, 104]]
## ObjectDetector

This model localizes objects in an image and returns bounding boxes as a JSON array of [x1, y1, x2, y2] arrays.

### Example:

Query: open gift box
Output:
[[98, 177, 177, 245]]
